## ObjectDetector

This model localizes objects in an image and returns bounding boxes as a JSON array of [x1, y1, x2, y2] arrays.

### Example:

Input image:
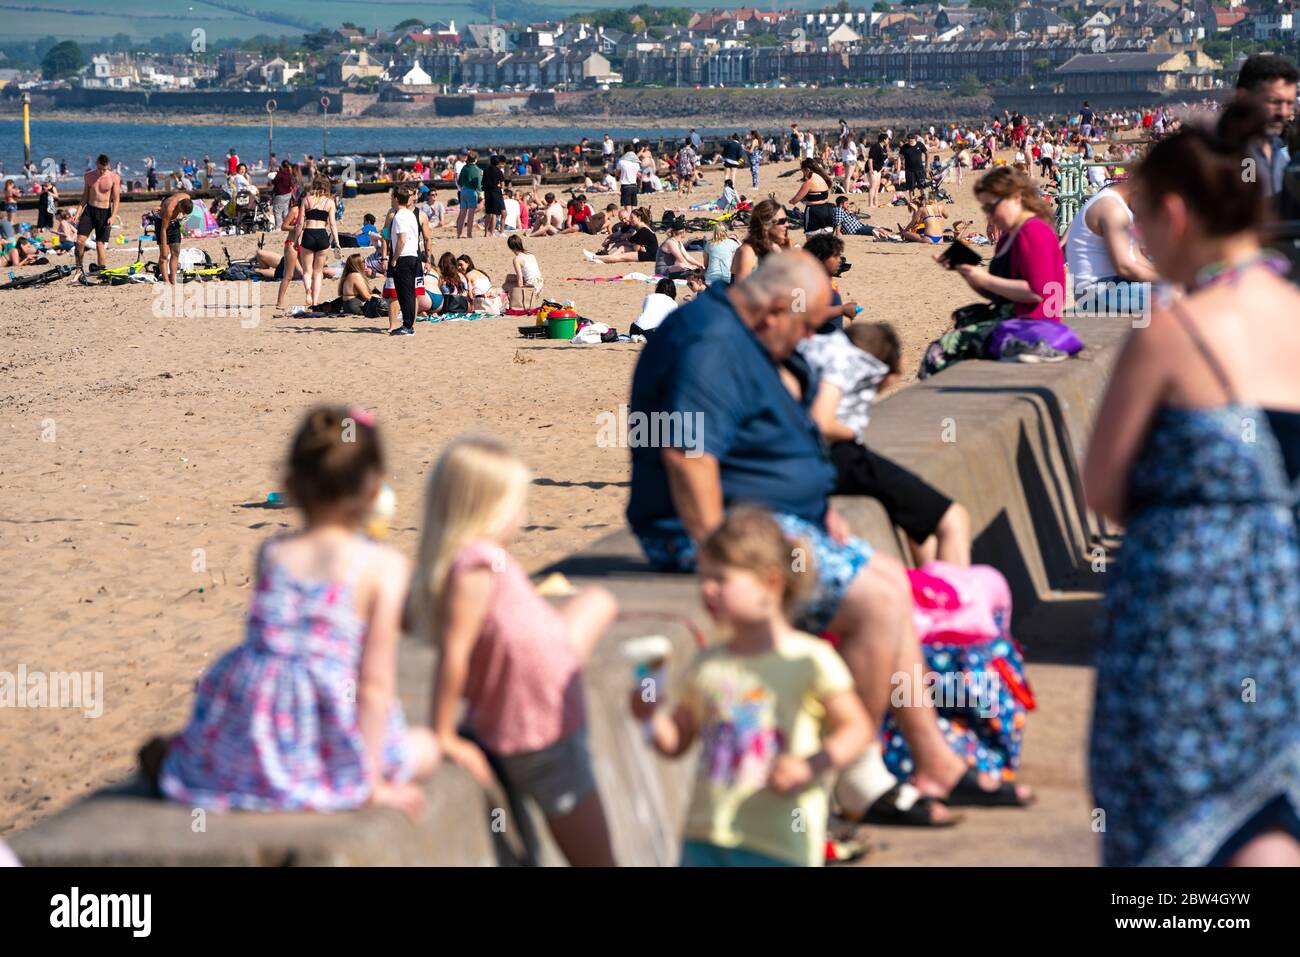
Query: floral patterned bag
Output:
[[880, 563, 1036, 781]]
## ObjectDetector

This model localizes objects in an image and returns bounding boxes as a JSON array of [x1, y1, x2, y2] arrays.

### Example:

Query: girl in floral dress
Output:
[[159, 407, 439, 818]]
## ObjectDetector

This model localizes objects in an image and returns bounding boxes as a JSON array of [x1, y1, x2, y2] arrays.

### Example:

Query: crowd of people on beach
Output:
[[5, 51, 1300, 870]]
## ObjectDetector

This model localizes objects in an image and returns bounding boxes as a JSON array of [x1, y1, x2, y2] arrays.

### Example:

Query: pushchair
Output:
[[216, 187, 273, 235], [926, 159, 957, 203]]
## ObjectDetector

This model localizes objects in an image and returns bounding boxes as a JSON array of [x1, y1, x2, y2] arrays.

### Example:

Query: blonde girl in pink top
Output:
[[407, 435, 619, 866]]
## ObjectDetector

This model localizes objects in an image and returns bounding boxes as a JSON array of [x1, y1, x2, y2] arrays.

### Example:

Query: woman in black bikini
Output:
[[790, 159, 835, 235], [292, 175, 339, 308]]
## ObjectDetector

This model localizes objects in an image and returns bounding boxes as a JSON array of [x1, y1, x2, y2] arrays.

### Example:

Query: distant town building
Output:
[[328, 50, 385, 86], [384, 58, 434, 86], [85, 53, 136, 89], [1056, 47, 1221, 94]]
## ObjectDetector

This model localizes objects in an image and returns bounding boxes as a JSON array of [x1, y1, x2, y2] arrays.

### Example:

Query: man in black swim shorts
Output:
[[76, 154, 121, 276], [157, 192, 194, 285]]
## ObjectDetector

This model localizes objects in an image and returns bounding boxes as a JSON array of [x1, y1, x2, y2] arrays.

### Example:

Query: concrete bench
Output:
[[11, 314, 1128, 866], [9, 626, 701, 867]]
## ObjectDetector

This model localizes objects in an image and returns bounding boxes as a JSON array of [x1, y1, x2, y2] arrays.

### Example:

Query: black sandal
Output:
[[944, 768, 1034, 808], [861, 782, 960, 828]]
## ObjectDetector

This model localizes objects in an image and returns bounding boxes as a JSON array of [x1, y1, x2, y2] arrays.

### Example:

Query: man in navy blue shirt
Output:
[[625, 252, 1028, 821]]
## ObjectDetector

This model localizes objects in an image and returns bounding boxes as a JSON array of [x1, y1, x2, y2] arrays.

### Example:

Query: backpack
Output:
[[879, 562, 1035, 781]]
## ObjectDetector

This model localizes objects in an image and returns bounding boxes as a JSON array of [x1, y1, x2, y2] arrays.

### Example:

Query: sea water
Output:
[[0, 119, 735, 185]]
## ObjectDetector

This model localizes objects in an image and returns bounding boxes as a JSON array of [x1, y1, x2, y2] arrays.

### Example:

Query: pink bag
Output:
[[886, 561, 1034, 779], [907, 561, 1009, 646]]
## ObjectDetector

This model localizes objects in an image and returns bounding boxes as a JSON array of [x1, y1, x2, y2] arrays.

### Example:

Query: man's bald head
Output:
[[730, 250, 833, 361]]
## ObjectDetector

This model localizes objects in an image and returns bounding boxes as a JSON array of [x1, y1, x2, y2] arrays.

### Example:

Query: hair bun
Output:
[[286, 405, 383, 511]]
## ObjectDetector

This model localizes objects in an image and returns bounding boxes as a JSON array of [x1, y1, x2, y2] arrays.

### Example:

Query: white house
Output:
[[138, 64, 178, 88], [386, 58, 434, 85], [825, 24, 863, 47], [261, 58, 304, 87], [85, 54, 136, 89]]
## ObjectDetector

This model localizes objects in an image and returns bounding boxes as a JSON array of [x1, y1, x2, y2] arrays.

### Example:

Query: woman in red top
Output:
[[938, 166, 1066, 321], [561, 195, 593, 234]]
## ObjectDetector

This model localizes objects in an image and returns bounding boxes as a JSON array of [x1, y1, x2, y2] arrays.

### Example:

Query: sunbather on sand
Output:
[[254, 248, 347, 283], [2, 236, 40, 267]]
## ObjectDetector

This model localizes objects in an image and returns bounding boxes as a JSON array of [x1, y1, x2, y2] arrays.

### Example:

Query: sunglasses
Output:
[[773, 217, 788, 225], [978, 197, 1006, 216]]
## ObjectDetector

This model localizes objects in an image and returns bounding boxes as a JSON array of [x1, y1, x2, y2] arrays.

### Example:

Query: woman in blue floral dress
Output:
[[748, 131, 763, 190], [1083, 102, 1300, 866]]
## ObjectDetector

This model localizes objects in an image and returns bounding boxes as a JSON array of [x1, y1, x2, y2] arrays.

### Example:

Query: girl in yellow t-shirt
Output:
[[630, 506, 870, 866]]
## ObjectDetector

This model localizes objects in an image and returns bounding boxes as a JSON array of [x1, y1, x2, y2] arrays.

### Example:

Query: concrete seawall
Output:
[[10, 314, 1128, 866]]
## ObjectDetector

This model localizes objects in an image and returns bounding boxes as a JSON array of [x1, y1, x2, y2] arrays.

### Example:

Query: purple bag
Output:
[[987, 319, 1083, 359]]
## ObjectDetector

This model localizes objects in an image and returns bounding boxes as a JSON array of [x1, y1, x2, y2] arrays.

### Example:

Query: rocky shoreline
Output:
[[2, 87, 999, 132]]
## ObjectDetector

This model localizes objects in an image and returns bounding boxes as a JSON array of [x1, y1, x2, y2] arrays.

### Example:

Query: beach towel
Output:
[[415, 312, 494, 323], [565, 273, 687, 285]]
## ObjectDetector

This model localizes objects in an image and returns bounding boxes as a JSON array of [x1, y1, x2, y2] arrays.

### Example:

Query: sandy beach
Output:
[[1, 154, 993, 837]]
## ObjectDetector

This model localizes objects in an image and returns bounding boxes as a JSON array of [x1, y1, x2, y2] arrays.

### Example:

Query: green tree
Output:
[[836, 0, 851, 12], [873, 1, 891, 10], [302, 29, 335, 52], [393, 19, 424, 32], [576, 5, 693, 32], [150, 32, 194, 55], [957, 72, 984, 97], [41, 40, 85, 80]]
